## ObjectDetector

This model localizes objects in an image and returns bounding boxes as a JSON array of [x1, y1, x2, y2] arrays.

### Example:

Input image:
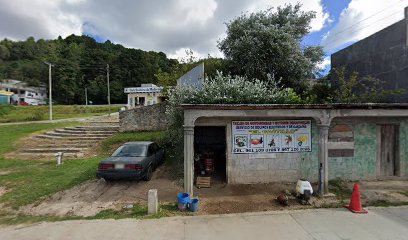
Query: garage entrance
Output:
[[194, 126, 227, 183]]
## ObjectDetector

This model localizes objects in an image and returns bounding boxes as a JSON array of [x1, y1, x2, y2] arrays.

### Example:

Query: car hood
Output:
[[101, 156, 145, 163]]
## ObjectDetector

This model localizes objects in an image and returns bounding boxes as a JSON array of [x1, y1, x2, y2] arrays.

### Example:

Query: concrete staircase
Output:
[[18, 117, 119, 159]]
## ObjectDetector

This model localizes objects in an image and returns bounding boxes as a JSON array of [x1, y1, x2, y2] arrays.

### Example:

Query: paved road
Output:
[[0, 207, 407, 240]]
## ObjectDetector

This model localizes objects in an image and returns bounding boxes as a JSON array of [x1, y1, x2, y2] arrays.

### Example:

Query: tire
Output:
[[104, 177, 113, 182], [143, 165, 153, 181]]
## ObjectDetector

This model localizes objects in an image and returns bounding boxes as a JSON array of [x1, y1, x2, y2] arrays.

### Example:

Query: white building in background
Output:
[[0, 79, 47, 105], [124, 84, 165, 108]]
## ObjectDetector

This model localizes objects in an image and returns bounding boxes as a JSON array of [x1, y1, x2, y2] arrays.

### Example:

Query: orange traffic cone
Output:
[[344, 183, 368, 213]]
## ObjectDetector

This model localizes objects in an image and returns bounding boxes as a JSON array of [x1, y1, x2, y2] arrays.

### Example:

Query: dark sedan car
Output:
[[96, 141, 165, 181]]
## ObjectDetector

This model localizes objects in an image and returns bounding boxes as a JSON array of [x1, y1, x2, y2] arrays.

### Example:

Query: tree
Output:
[[308, 67, 405, 103], [0, 35, 177, 104], [0, 45, 10, 60], [218, 3, 324, 93]]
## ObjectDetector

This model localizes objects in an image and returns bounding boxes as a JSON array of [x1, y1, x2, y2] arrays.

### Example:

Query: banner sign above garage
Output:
[[232, 120, 312, 154]]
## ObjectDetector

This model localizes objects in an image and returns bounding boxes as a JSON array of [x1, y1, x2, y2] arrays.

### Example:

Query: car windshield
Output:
[[111, 144, 147, 157]]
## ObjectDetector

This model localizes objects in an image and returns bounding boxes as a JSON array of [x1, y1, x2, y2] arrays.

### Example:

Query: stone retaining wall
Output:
[[119, 103, 168, 132]]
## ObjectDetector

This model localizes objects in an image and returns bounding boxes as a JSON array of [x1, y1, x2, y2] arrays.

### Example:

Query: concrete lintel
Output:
[[183, 108, 408, 123]]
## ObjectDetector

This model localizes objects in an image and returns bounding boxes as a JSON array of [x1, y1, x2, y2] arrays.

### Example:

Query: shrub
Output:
[[24, 109, 46, 121], [165, 72, 305, 173], [0, 105, 14, 116]]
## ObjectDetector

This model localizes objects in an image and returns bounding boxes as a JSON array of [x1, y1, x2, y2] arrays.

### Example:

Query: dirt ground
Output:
[[19, 165, 408, 217], [354, 180, 408, 205], [195, 182, 339, 215], [0, 186, 8, 197], [20, 166, 183, 217]]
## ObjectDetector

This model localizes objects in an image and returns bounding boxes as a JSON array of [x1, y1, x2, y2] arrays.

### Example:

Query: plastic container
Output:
[[177, 192, 190, 211], [189, 198, 199, 212]]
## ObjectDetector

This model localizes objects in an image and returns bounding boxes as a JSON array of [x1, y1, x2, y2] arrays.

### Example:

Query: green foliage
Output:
[[23, 108, 46, 121], [156, 50, 227, 88], [218, 3, 324, 93], [307, 67, 405, 104], [92, 204, 147, 219], [0, 35, 178, 104], [165, 72, 305, 170], [169, 72, 302, 105]]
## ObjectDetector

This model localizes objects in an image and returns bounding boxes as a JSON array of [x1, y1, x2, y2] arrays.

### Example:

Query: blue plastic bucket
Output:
[[177, 192, 190, 211], [177, 193, 190, 203], [189, 198, 199, 212]]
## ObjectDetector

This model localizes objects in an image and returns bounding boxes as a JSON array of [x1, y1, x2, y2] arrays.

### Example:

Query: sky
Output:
[[1, 0, 408, 73]]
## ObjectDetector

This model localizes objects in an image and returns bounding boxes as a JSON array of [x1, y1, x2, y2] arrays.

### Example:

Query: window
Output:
[[111, 145, 147, 157], [147, 145, 154, 156]]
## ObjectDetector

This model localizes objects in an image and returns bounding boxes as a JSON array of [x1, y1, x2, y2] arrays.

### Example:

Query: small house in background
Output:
[[124, 84, 165, 108], [0, 79, 47, 105], [0, 90, 14, 104]]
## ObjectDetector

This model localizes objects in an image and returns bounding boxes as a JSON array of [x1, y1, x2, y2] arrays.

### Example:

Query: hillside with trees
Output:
[[0, 35, 179, 104]]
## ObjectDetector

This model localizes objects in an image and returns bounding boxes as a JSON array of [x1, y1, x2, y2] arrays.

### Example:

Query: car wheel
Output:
[[143, 165, 153, 181], [103, 177, 113, 182]]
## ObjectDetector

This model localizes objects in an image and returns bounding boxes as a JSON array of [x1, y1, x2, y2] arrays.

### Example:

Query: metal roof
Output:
[[0, 91, 14, 96]]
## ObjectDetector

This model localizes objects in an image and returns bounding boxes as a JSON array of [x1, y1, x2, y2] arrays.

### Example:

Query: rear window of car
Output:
[[111, 144, 147, 157]]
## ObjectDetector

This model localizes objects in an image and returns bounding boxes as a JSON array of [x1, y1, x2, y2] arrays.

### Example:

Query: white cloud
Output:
[[0, 0, 329, 58], [246, 0, 329, 32], [317, 56, 331, 70], [322, 0, 408, 51], [0, 0, 82, 40]]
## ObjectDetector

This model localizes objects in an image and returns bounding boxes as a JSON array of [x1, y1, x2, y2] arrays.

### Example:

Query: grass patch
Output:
[[0, 210, 82, 225], [0, 122, 79, 157], [92, 204, 148, 219], [0, 105, 121, 123], [100, 131, 166, 155], [0, 122, 104, 208], [328, 179, 352, 202], [400, 191, 408, 197], [0, 157, 102, 209], [0, 203, 184, 225], [0, 122, 185, 223]]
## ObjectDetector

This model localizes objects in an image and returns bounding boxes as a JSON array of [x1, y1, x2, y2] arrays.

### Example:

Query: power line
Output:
[[325, 9, 405, 50], [329, 0, 408, 38]]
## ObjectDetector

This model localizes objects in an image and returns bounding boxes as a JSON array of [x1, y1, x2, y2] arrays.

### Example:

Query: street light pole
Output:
[[44, 62, 54, 121], [107, 64, 111, 116], [85, 87, 88, 106]]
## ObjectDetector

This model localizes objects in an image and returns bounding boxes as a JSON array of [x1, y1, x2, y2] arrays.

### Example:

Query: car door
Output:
[[155, 143, 164, 161], [147, 144, 157, 167]]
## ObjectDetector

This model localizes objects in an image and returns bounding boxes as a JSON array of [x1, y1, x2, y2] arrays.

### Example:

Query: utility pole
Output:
[[44, 62, 54, 121], [85, 87, 88, 106], [107, 64, 111, 116]]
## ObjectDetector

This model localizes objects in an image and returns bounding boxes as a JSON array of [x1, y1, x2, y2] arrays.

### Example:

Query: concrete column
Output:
[[184, 125, 194, 196], [318, 125, 330, 195]]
